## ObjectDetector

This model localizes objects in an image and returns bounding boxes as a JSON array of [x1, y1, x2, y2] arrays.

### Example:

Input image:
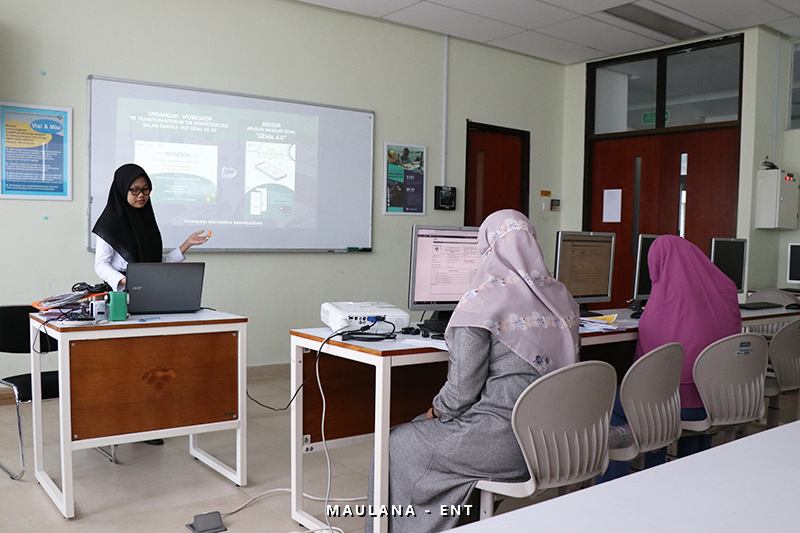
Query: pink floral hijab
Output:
[[445, 210, 581, 376]]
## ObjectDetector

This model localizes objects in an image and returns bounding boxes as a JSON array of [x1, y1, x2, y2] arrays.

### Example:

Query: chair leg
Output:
[[0, 379, 25, 480], [95, 444, 116, 463], [766, 394, 781, 429], [479, 490, 495, 520]]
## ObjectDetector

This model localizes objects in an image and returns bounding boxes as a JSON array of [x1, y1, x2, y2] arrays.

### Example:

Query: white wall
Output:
[[0, 0, 566, 375]]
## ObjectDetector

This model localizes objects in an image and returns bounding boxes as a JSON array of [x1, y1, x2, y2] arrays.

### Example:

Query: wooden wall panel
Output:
[[70, 331, 238, 440]]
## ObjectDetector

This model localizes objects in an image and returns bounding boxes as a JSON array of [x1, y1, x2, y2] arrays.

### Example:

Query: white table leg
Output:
[[372, 357, 392, 533]]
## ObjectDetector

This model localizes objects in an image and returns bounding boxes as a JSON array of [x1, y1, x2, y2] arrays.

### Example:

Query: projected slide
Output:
[[89, 77, 373, 251]]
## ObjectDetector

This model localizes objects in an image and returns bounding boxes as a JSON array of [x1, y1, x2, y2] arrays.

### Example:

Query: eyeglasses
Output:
[[128, 186, 152, 196]]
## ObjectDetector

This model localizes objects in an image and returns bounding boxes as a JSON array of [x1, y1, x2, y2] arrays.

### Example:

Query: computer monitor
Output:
[[632, 234, 660, 302], [787, 243, 800, 284], [710, 238, 746, 293], [408, 225, 480, 321], [554, 231, 615, 306]]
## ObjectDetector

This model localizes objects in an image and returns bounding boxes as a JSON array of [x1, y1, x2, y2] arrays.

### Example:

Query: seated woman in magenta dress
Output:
[[599, 235, 742, 481]]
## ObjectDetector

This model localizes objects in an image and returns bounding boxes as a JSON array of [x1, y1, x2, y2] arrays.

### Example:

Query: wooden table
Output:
[[30, 310, 248, 518]]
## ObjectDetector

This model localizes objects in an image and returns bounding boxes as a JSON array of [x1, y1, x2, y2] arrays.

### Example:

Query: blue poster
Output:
[[1, 104, 71, 199]]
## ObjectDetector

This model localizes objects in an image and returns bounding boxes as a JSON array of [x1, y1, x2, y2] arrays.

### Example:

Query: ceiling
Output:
[[294, 0, 800, 64]]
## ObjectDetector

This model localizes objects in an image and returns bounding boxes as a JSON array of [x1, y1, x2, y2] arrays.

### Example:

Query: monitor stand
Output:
[[579, 304, 601, 318], [420, 310, 453, 335], [629, 299, 647, 311]]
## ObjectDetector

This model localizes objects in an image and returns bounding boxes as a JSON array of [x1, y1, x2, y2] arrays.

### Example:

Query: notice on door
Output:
[[603, 189, 622, 223]]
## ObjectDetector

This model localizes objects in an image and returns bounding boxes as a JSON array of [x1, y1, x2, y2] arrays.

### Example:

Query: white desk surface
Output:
[[457, 421, 800, 532], [32, 308, 246, 333]]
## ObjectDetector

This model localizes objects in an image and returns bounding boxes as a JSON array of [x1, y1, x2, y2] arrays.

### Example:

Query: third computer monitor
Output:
[[710, 237, 746, 293], [633, 234, 660, 302]]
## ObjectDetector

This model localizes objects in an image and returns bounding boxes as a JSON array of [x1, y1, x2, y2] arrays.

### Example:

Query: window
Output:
[[589, 35, 742, 135], [595, 59, 657, 134], [666, 44, 741, 127]]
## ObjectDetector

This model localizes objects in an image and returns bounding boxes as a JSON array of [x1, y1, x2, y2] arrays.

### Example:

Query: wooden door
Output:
[[589, 127, 740, 308], [465, 122, 529, 226]]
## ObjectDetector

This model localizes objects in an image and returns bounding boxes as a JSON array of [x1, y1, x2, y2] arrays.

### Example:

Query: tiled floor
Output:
[[0, 365, 371, 533], [1, 368, 797, 533]]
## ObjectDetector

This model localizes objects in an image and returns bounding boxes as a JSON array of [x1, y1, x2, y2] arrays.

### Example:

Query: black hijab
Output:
[[92, 164, 163, 263]]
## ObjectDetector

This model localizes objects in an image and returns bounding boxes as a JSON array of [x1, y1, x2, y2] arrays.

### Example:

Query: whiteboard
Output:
[[88, 76, 373, 251]]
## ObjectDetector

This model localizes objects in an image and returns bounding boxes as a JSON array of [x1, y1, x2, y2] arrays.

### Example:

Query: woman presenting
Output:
[[93, 163, 209, 290], [365, 209, 581, 533]]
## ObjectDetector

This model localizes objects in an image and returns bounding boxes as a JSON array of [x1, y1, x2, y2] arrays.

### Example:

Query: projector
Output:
[[320, 301, 410, 331]]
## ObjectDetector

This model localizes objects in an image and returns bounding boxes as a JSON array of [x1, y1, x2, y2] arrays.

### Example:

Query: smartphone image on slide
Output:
[[250, 190, 262, 215], [255, 160, 287, 181]]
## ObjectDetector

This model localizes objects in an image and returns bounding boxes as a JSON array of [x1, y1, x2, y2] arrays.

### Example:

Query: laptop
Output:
[[126, 262, 205, 314]]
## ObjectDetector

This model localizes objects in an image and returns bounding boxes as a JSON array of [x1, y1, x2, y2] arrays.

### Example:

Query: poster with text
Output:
[[1, 103, 72, 200], [385, 142, 425, 215]]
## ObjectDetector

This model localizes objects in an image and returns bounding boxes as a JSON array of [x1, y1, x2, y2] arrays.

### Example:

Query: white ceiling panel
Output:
[[767, 16, 800, 36], [536, 16, 663, 54], [767, 0, 800, 16], [653, 0, 793, 30], [430, 0, 580, 30], [490, 30, 608, 63], [295, 0, 419, 18], [292, 0, 800, 65], [384, 2, 525, 42]]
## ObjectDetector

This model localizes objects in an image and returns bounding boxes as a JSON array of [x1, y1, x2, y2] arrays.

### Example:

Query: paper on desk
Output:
[[579, 314, 627, 333], [401, 337, 448, 351], [582, 314, 617, 324]]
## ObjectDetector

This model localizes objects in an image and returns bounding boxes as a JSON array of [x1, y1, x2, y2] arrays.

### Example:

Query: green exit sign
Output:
[[642, 110, 670, 125]]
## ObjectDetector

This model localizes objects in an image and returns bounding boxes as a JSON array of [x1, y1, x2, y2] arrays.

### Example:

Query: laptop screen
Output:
[[126, 263, 205, 314]]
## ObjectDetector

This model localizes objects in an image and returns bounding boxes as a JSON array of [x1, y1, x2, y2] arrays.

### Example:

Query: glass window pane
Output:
[[595, 59, 657, 134], [790, 42, 800, 130], [665, 42, 741, 127]]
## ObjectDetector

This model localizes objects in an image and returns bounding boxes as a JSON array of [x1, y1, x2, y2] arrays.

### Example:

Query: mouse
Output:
[[785, 303, 800, 309], [630, 310, 643, 319]]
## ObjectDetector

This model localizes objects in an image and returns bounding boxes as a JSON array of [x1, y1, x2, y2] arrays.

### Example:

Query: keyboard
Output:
[[419, 319, 449, 334], [739, 301, 783, 310]]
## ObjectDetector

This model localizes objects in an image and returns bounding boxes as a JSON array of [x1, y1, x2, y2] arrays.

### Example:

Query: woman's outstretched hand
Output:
[[179, 230, 211, 254]]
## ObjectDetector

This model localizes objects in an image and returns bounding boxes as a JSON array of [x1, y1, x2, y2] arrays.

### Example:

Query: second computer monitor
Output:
[[554, 231, 615, 304], [633, 234, 661, 301], [710, 238, 747, 293]]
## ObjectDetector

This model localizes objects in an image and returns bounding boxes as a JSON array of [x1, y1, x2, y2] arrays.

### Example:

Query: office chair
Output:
[[745, 290, 800, 337], [475, 361, 617, 520], [609, 343, 683, 466], [682, 333, 768, 443], [0, 305, 59, 479], [763, 320, 800, 428], [0, 305, 118, 480]]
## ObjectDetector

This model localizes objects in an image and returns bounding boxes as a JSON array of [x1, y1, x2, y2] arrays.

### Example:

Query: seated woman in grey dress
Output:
[[366, 209, 581, 533]]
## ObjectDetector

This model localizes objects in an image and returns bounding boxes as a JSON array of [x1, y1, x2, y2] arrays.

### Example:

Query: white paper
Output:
[[603, 189, 622, 223]]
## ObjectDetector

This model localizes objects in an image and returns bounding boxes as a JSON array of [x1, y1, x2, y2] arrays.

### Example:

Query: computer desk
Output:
[[289, 306, 800, 533], [29, 310, 248, 518]]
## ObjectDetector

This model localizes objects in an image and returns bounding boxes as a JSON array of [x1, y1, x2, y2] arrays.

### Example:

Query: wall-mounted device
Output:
[[320, 301, 410, 331], [434, 186, 456, 210]]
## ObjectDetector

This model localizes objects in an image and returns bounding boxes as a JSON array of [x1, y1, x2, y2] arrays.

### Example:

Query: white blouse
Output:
[[95, 236, 184, 291]]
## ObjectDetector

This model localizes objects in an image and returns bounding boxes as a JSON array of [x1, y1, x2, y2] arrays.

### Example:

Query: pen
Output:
[[138, 317, 161, 322]]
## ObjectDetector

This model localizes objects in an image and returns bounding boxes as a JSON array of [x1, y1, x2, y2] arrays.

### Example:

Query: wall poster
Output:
[[385, 142, 425, 215], [1, 102, 72, 200]]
